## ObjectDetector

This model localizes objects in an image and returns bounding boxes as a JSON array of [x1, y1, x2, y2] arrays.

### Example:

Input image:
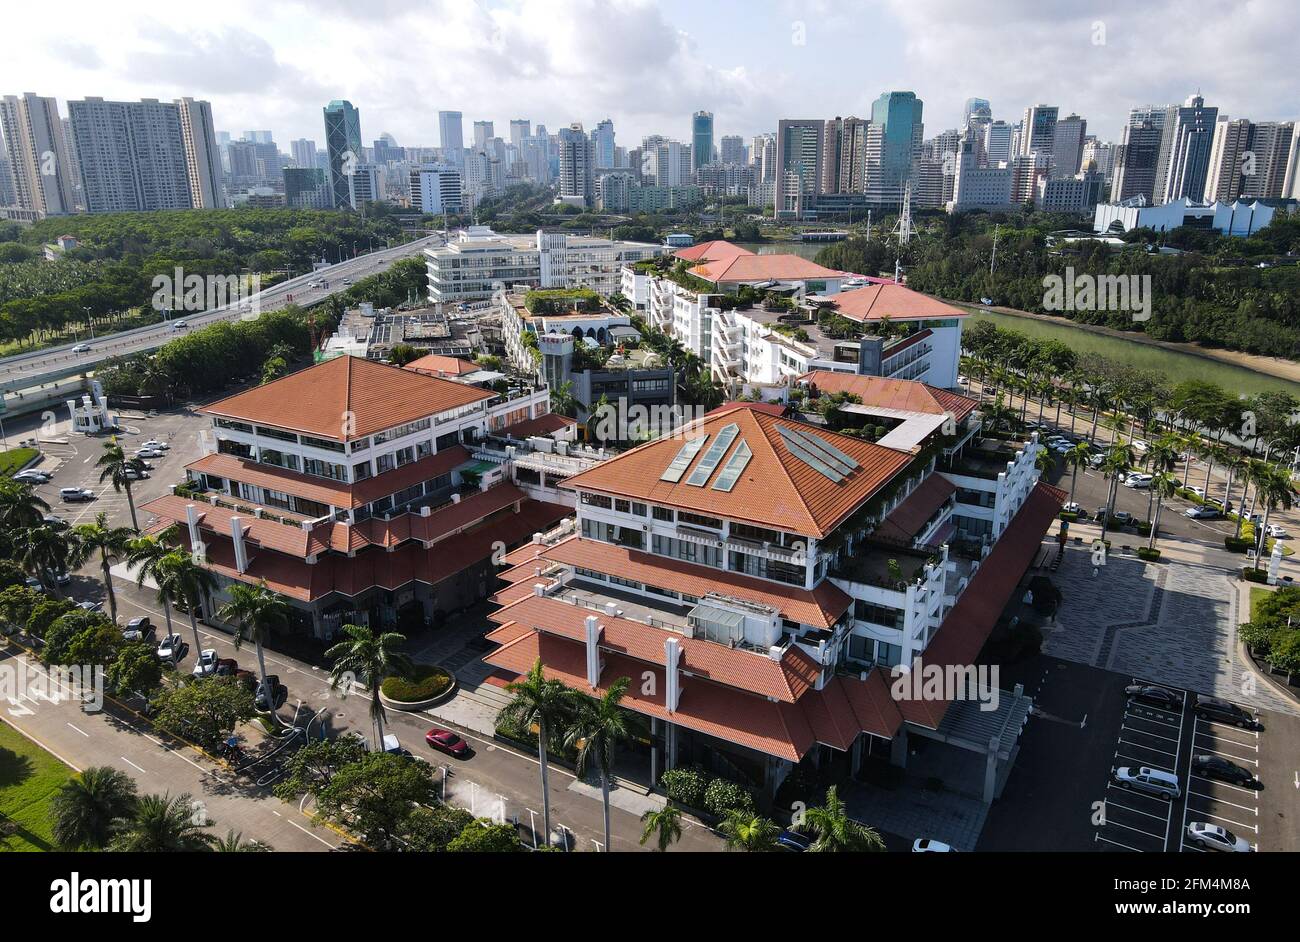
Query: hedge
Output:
[[1241, 567, 1269, 584], [380, 664, 452, 702], [1225, 537, 1250, 553], [660, 768, 707, 807], [703, 778, 756, 818], [1136, 547, 1161, 561]]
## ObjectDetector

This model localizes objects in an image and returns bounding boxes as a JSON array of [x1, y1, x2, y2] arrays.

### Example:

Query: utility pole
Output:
[[990, 224, 1000, 276]]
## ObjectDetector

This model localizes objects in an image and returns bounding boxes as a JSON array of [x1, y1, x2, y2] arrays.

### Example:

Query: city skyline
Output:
[[6, 0, 1298, 151]]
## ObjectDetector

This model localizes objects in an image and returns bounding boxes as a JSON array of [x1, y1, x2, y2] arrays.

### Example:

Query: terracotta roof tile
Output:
[[559, 406, 913, 538], [799, 371, 978, 422], [817, 282, 969, 322], [690, 254, 844, 285], [201, 355, 494, 441], [875, 474, 956, 543], [499, 413, 577, 440], [672, 240, 754, 264], [404, 354, 481, 377]]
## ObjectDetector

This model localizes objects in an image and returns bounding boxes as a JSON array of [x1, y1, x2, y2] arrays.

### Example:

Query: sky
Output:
[[7, 0, 1297, 152]]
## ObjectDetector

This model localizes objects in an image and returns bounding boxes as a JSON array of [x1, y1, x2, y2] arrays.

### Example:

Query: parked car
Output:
[[13, 469, 51, 484], [53, 571, 71, 586], [1111, 510, 1134, 527], [122, 616, 154, 642], [140, 440, 170, 450], [23, 577, 44, 593], [254, 675, 288, 710], [135, 449, 164, 459], [1112, 766, 1181, 800], [156, 633, 185, 663], [1193, 697, 1256, 728], [76, 601, 100, 612], [191, 648, 220, 677], [1062, 502, 1087, 518], [123, 468, 150, 481], [1125, 684, 1180, 709], [43, 515, 67, 528], [1191, 755, 1255, 786], [912, 838, 955, 852], [1185, 505, 1220, 519], [1132, 439, 1150, 453], [214, 658, 239, 677], [425, 727, 471, 758], [1186, 822, 1252, 852], [60, 487, 95, 502], [776, 829, 812, 852], [1123, 473, 1153, 489], [1266, 524, 1289, 538], [1186, 486, 1206, 499]]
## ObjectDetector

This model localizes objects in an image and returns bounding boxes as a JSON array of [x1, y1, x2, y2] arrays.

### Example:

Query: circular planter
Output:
[[378, 672, 458, 712]]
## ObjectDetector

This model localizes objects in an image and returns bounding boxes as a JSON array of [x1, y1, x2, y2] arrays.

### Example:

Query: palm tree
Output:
[[69, 513, 134, 622], [1063, 442, 1093, 504], [1222, 452, 1247, 523], [981, 393, 1015, 437], [803, 785, 885, 852], [17, 524, 73, 591], [718, 810, 782, 852], [550, 380, 579, 419], [1088, 383, 1113, 443], [1251, 466, 1294, 572], [108, 792, 217, 852], [1144, 439, 1179, 521], [0, 478, 49, 530], [158, 550, 217, 658], [1034, 446, 1056, 477], [217, 582, 288, 712], [639, 803, 684, 852], [97, 438, 149, 531], [50, 766, 139, 850], [214, 829, 271, 852], [1098, 442, 1134, 541], [564, 676, 637, 852], [585, 392, 612, 445], [1148, 473, 1178, 552], [127, 532, 179, 641], [325, 623, 412, 750], [501, 658, 577, 848]]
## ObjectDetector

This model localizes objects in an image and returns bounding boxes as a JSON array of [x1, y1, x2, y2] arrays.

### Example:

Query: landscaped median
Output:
[[0, 448, 40, 478], [1240, 586, 1300, 690], [377, 664, 457, 711], [0, 718, 77, 852]]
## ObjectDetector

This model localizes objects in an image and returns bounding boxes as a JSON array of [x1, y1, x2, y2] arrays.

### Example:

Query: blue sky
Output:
[[8, 0, 1297, 150]]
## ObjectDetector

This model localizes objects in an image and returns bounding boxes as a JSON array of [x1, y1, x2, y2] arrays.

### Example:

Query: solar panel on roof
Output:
[[792, 426, 860, 471], [712, 440, 752, 492], [782, 426, 858, 475], [661, 435, 708, 482], [778, 428, 846, 482], [686, 423, 739, 486]]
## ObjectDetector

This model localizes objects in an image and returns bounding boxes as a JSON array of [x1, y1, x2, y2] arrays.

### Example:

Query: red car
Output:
[[425, 728, 470, 758]]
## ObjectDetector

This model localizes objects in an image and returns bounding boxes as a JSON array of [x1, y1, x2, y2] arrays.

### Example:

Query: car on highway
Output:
[[1125, 684, 1180, 709], [1186, 822, 1252, 852], [424, 727, 471, 758], [1191, 754, 1255, 786], [13, 469, 51, 484], [122, 616, 154, 642], [172, 320, 189, 330], [1193, 697, 1256, 728], [157, 633, 186, 663], [1185, 505, 1221, 519], [912, 838, 955, 852], [60, 487, 95, 502], [192, 648, 220, 677], [71, 343, 92, 354], [1112, 766, 1181, 800]]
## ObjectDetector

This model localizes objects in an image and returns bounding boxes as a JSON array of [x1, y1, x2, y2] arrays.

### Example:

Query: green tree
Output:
[[107, 641, 164, 699], [313, 751, 435, 849], [126, 531, 180, 641], [564, 676, 638, 852], [1148, 473, 1178, 552], [639, 803, 684, 852], [97, 438, 149, 531], [446, 820, 524, 852], [803, 785, 885, 852], [325, 624, 412, 750], [501, 658, 577, 848], [273, 735, 368, 802], [1252, 465, 1294, 571], [387, 342, 422, 366], [0, 478, 49, 531], [68, 513, 134, 622], [214, 829, 272, 852], [1063, 441, 1092, 504], [50, 766, 138, 850], [718, 810, 781, 852], [217, 581, 288, 716], [151, 677, 256, 749], [1098, 442, 1134, 541], [109, 792, 217, 852], [15, 524, 72, 592]]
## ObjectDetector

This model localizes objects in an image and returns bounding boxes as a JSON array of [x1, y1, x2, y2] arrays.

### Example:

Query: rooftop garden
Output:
[[522, 288, 602, 314]]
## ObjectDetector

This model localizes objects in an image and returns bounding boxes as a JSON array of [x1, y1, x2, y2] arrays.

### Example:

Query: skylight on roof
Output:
[[712, 440, 752, 492], [686, 423, 739, 486], [661, 435, 708, 483]]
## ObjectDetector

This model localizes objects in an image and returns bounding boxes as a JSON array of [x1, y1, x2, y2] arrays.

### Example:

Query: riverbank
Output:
[[957, 301, 1300, 385]]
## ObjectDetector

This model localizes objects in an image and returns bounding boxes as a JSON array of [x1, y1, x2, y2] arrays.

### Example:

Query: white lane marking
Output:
[[120, 756, 147, 774], [65, 722, 89, 737]]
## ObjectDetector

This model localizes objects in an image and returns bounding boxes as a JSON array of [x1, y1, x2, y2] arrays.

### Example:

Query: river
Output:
[[737, 240, 1300, 399]]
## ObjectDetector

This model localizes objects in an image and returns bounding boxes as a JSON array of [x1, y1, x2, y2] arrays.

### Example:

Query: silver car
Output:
[[1186, 822, 1251, 852]]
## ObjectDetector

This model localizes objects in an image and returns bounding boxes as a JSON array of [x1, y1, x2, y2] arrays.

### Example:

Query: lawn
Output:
[[0, 719, 76, 851], [0, 448, 39, 477], [1250, 586, 1271, 622]]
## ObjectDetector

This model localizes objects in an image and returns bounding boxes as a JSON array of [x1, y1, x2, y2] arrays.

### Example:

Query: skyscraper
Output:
[[0, 93, 75, 216], [774, 119, 823, 217], [984, 120, 1012, 165], [473, 121, 494, 152], [1240, 121, 1294, 200], [1112, 111, 1167, 204], [176, 98, 225, 209], [1051, 114, 1087, 178], [1204, 117, 1252, 202], [68, 98, 192, 213], [720, 135, 746, 166], [591, 119, 615, 169], [692, 111, 714, 171], [868, 90, 924, 205], [820, 116, 868, 193], [964, 97, 992, 131], [290, 138, 317, 168], [1153, 94, 1218, 204], [438, 111, 464, 168], [323, 99, 362, 210], [1019, 104, 1059, 158], [557, 123, 595, 206], [509, 119, 531, 152]]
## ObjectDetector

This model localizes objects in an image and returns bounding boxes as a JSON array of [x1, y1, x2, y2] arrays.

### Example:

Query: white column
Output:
[[584, 615, 602, 688], [184, 504, 202, 554], [230, 515, 248, 573], [664, 636, 681, 712]]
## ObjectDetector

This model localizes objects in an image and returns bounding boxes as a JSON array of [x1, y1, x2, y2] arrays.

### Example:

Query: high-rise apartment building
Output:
[[868, 91, 924, 205], [438, 111, 464, 168], [774, 119, 824, 218], [0, 93, 76, 216], [820, 116, 869, 194], [509, 119, 531, 152], [290, 138, 317, 168], [1051, 114, 1087, 178], [410, 163, 463, 215], [176, 98, 225, 209], [68, 98, 192, 213], [1240, 121, 1295, 200], [1204, 117, 1252, 202], [473, 121, 494, 152], [591, 119, 616, 169], [1019, 104, 1059, 159], [323, 99, 362, 210], [1111, 108, 1169, 204], [983, 120, 1012, 166], [720, 135, 746, 166], [691, 111, 714, 171], [1152, 94, 1218, 204], [558, 123, 595, 206], [751, 133, 777, 182]]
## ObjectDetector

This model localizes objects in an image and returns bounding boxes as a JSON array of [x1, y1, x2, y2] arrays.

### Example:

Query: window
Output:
[[258, 448, 299, 472], [256, 425, 298, 443], [731, 522, 779, 544], [301, 434, 346, 453], [353, 461, 372, 482], [614, 499, 631, 514], [678, 511, 723, 530], [303, 457, 347, 481], [416, 440, 432, 460], [376, 453, 394, 474], [215, 418, 253, 433], [652, 506, 674, 522], [395, 446, 415, 467], [435, 431, 460, 451], [854, 600, 905, 631], [631, 502, 647, 517], [263, 489, 293, 511], [581, 492, 613, 509], [218, 439, 253, 459]]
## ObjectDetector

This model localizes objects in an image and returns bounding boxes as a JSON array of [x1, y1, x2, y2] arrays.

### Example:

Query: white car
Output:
[[54, 571, 72, 586], [123, 468, 150, 481], [912, 838, 955, 852], [1132, 439, 1150, 453], [172, 320, 189, 330], [1186, 486, 1206, 499], [135, 449, 165, 459], [192, 648, 219, 677], [140, 440, 170, 450], [1123, 473, 1153, 489], [156, 633, 185, 663], [1186, 821, 1252, 852], [71, 343, 92, 354], [12, 469, 51, 484], [1266, 524, 1289, 538]]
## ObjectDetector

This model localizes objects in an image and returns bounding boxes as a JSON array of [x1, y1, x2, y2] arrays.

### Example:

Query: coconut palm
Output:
[[803, 785, 885, 852], [1098, 442, 1134, 542], [50, 766, 139, 850], [158, 550, 217, 658], [639, 803, 684, 852], [97, 438, 149, 531], [1251, 466, 1294, 572], [214, 829, 272, 852], [1147, 473, 1178, 552], [1063, 442, 1093, 504], [325, 623, 413, 750], [127, 531, 180, 641], [16, 524, 72, 591], [564, 676, 638, 852], [501, 658, 578, 848], [217, 581, 288, 713], [1034, 446, 1056, 476], [0, 478, 49, 530], [68, 513, 134, 622], [718, 810, 782, 852], [1143, 439, 1179, 521], [108, 792, 217, 852], [1088, 383, 1113, 443]]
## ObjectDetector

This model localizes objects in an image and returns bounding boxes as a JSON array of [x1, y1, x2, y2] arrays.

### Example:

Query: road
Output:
[[0, 234, 442, 385]]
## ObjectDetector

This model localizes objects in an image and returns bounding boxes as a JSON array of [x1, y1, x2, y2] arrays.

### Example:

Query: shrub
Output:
[[1241, 567, 1269, 584], [1135, 521, 1152, 537], [381, 664, 452, 702], [1239, 621, 1274, 655], [702, 778, 755, 818], [1225, 537, 1250, 553], [1136, 547, 1162, 561], [660, 767, 707, 807], [1059, 511, 1079, 522]]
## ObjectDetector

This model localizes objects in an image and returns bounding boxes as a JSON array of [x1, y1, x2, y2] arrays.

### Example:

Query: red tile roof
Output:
[[892, 481, 1066, 729], [672, 240, 754, 264], [799, 371, 978, 423], [819, 283, 969, 323], [140, 494, 315, 557], [500, 412, 577, 440], [404, 354, 481, 377], [538, 537, 852, 629], [201, 355, 494, 441], [689, 254, 844, 285], [187, 446, 470, 510], [706, 400, 787, 417], [875, 474, 956, 543], [559, 405, 914, 538]]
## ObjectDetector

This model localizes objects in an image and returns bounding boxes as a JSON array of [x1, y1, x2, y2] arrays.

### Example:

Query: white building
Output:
[[176, 98, 226, 209], [410, 163, 463, 215], [1093, 197, 1285, 237]]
